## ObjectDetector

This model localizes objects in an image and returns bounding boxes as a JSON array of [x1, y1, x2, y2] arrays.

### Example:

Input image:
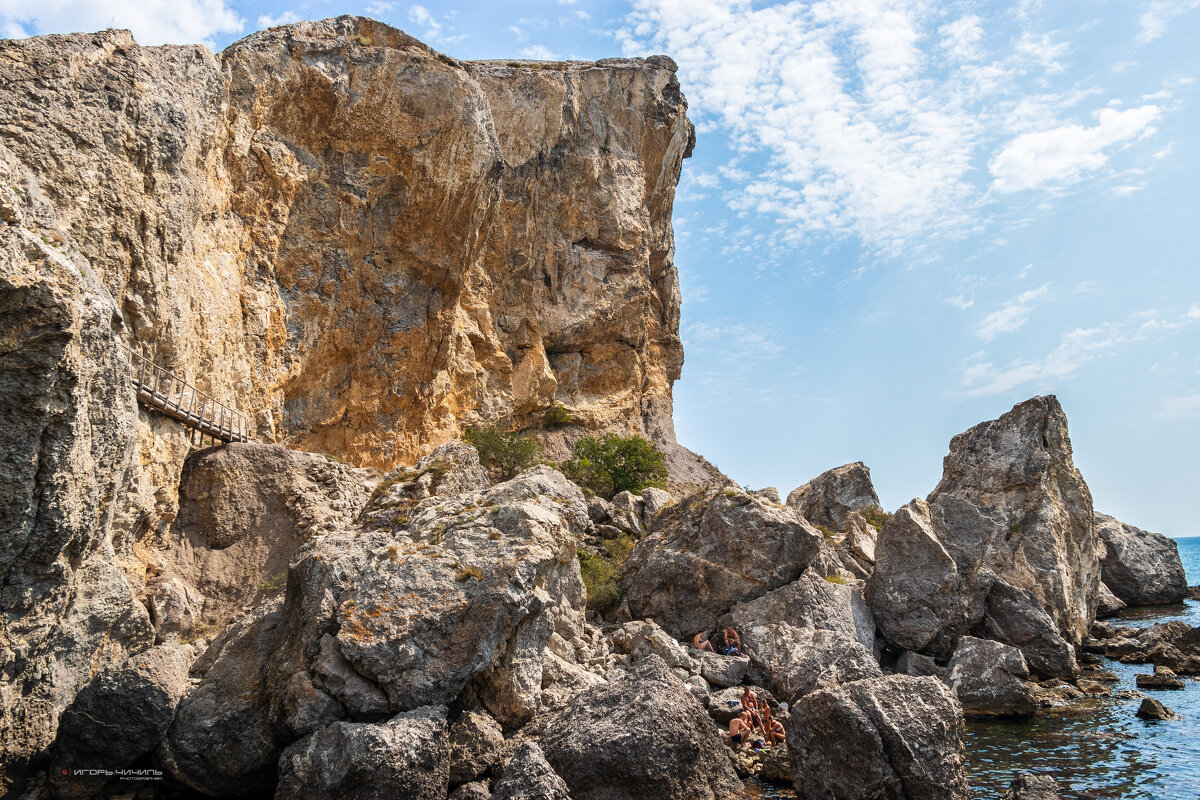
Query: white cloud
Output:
[[989, 105, 1162, 192], [1111, 184, 1143, 196], [407, 4, 465, 46], [944, 294, 975, 310], [976, 283, 1051, 341], [963, 305, 1200, 396], [520, 44, 559, 60], [1137, 0, 1200, 44], [257, 11, 299, 29], [1, 0, 244, 48], [1161, 392, 1200, 420], [939, 15, 983, 62], [365, 2, 395, 16]]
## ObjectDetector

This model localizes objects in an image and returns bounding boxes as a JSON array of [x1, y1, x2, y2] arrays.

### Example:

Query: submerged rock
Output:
[[274, 706, 449, 800], [1136, 697, 1178, 720], [787, 675, 969, 800], [532, 657, 742, 800], [945, 636, 1036, 717], [1096, 513, 1187, 606], [867, 396, 1096, 679], [622, 487, 828, 639]]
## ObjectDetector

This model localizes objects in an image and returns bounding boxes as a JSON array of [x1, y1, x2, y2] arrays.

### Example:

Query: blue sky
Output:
[[5, 1, 1199, 536]]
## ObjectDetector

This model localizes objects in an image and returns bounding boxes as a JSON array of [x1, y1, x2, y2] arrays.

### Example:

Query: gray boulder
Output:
[[449, 709, 506, 785], [1095, 581, 1126, 618], [1136, 697, 1178, 720], [533, 657, 742, 800], [50, 644, 196, 799], [622, 487, 827, 639], [786, 462, 881, 531], [741, 624, 881, 704], [895, 651, 945, 679], [640, 487, 673, 524], [274, 706, 449, 800], [1002, 773, 1062, 799], [609, 491, 646, 537], [723, 569, 877, 654], [945, 636, 1036, 717], [867, 397, 1096, 679], [787, 675, 970, 800], [1103, 620, 1200, 673], [1096, 513, 1187, 605], [451, 783, 493, 800], [695, 651, 749, 688], [609, 619, 698, 673], [492, 742, 572, 800]]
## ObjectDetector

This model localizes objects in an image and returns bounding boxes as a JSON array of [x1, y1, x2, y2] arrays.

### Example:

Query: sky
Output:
[[4, 0, 1199, 536]]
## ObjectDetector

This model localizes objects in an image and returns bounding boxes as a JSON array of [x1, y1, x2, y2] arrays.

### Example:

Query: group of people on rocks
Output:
[[690, 627, 787, 749], [728, 685, 786, 749]]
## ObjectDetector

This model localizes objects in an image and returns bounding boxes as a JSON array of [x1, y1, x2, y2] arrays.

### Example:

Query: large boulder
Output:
[[1002, 773, 1062, 800], [1096, 513, 1187, 606], [1103, 620, 1200, 673], [787, 675, 970, 800], [622, 487, 829, 639], [448, 709, 506, 785], [274, 706, 449, 800], [609, 619, 698, 673], [945, 636, 1036, 717], [786, 462, 881, 530], [532, 657, 742, 800], [492, 742, 573, 800], [50, 643, 196, 799], [867, 396, 1097, 679], [723, 569, 877, 654]]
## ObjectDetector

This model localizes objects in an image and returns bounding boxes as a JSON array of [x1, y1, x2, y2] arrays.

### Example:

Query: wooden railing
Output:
[[122, 344, 251, 445]]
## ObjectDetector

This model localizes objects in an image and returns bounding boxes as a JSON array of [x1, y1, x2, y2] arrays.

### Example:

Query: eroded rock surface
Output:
[[532, 657, 742, 800], [945, 636, 1036, 717], [622, 488, 829, 639], [787, 675, 970, 800], [492, 742, 573, 800], [867, 396, 1097, 678], [1096, 513, 1186, 606]]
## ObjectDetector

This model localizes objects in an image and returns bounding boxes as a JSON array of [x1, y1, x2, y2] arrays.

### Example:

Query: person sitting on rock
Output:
[[728, 710, 753, 746], [739, 686, 759, 714], [762, 706, 785, 746], [692, 632, 716, 652], [722, 627, 743, 656]]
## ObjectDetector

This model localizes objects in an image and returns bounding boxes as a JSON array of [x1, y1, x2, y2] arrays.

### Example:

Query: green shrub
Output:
[[602, 532, 636, 563], [861, 506, 892, 531], [824, 574, 847, 585], [563, 433, 667, 499], [464, 425, 542, 480], [579, 550, 623, 613], [545, 403, 574, 428]]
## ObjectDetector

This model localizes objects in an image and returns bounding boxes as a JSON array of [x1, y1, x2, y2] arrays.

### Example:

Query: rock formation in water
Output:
[[1095, 512, 1187, 606], [867, 396, 1098, 678]]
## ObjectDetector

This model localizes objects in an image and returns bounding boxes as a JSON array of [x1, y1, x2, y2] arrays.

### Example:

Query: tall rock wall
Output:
[[0, 16, 705, 543]]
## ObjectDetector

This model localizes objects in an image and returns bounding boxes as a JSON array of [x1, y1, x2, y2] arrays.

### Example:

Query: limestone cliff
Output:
[[0, 16, 707, 539]]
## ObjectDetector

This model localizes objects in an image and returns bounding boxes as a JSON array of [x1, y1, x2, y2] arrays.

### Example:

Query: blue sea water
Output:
[[963, 537, 1200, 799]]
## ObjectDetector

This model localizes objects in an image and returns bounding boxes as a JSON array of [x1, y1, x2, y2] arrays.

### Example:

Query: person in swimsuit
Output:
[[763, 706, 786, 746], [692, 632, 716, 652], [740, 686, 759, 715], [729, 710, 753, 745], [722, 627, 743, 656]]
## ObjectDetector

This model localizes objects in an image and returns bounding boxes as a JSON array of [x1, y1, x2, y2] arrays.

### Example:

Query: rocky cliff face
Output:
[[0, 15, 706, 544]]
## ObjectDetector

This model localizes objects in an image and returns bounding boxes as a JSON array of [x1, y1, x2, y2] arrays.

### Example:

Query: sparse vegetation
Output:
[[455, 565, 484, 582], [579, 550, 623, 613], [386, 545, 399, 562], [824, 574, 848, 585], [816, 524, 837, 539], [860, 506, 892, 531], [545, 403, 574, 428], [256, 573, 286, 595], [562, 433, 667, 500], [464, 424, 543, 480]]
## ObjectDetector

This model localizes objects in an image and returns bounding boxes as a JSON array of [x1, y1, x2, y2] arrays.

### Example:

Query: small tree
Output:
[[464, 425, 542, 481], [563, 433, 667, 499]]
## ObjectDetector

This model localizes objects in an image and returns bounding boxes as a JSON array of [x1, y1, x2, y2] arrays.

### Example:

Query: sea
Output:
[[745, 537, 1200, 800]]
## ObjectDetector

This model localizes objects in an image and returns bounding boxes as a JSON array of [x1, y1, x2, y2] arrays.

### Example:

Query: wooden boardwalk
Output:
[[122, 345, 251, 445]]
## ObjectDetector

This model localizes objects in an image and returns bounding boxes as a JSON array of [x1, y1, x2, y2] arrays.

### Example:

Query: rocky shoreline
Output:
[[2, 16, 1196, 800]]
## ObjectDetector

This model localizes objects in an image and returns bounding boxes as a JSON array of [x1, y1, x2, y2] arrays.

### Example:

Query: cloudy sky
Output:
[[5, 0, 1198, 536]]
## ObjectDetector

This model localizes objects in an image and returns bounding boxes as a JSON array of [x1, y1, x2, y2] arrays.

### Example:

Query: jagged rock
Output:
[[586, 497, 613, 525], [50, 643, 196, 800], [531, 657, 742, 800], [1103, 621, 1200, 673], [754, 487, 783, 504], [609, 491, 647, 537], [622, 487, 827, 639], [358, 442, 491, 532], [148, 442, 372, 641], [945, 637, 1036, 717], [788, 675, 969, 800], [451, 783, 493, 800], [695, 651, 750, 688], [743, 624, 881, 705], [1075, 679, 1110, 697], [540, 650, 607, 711], [758, 746, 794, 784], [1095, 581, 1126, 618], [722, 569, 877, 655], [312, 633, 390, 722], [1096, 513, 1187, 606], [492, 742, 572, 800], [641, 487, 673, 523], [1136, 669, 1184, 690], [896, 651, 946, 680], [1136, 697, 1178, 720], [160, 601, 285, 796], [1188, 586, 1200, 601], [786, 462, 881, 531], [275, 706, 449, 800], [867, 397, 1096, 679], [449, 710, 506, 786], [1002, 773, 1061, 800], [609, 619, 698, 673], [0, 146, 153, 785]]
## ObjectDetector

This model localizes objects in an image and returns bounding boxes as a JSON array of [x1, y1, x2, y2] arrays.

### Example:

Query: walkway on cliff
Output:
[[122, 345, 251, 445]]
